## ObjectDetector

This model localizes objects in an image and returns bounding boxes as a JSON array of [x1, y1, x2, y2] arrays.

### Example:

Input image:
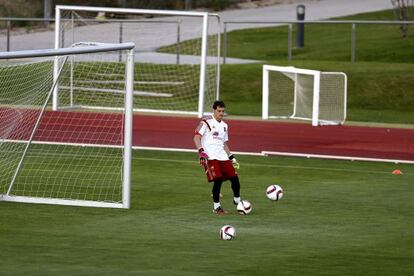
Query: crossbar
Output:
[[57, 5, 211, 17], [0, 42, 134, 59]]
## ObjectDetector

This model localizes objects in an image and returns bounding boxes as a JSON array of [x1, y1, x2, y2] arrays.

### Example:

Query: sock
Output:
[[233, 197, 241, 204], [229, 176, 240, 198], [213, 202, 221, 210], [212, 179, 223, 203]]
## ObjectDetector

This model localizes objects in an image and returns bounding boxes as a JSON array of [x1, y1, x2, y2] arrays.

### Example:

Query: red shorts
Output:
[[203, 159, 237, 182]]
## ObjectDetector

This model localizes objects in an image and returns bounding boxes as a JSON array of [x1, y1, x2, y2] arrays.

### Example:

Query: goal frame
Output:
[[262, 65, 347, 126], [0, 43, 135, 209], [54, 5, 221, 118]]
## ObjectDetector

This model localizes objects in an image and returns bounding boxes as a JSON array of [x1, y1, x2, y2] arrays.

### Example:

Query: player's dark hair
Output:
[[213, 100, 225, 110]]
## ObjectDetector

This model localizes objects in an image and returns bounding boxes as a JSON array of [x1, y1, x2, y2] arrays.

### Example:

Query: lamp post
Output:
[[296, 4, 305, 48], [119, 0, 128, 8], [185, 0, 192, 10], [44, 0, 52, 27]]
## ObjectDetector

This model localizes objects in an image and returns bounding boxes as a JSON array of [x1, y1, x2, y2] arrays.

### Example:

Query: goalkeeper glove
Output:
[[198, 148, 209, 166], [229, 154, 239, 169]]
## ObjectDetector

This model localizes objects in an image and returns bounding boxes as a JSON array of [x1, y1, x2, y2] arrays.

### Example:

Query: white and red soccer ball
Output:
[[266, 184, 284, 201], [219, 225, 236, 240], [236, 200, 252, 215]]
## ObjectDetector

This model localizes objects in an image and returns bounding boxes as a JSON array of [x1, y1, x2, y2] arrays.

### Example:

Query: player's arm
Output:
[[224, 142, 239, 169], [224, 142, 231, 156], [194, 123, 208, 165], [194, 134, 203, 150]]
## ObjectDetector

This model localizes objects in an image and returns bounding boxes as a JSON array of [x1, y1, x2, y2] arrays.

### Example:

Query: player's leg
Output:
[[212, 179, 227, 214], [221, 160, 241, 205], [229, 176, 241, 205], [208, 160, 227, 214], [212, 178, 222, 205]]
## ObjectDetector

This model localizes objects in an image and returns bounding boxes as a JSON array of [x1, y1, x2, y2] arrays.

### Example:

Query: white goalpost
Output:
[[262, 65, 347, 126], [54, 5, 221, 117], [0, 42, 134, 208]]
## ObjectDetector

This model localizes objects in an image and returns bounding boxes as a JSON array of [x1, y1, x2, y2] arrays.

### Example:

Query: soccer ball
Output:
[[219, 225, 236, 240], [236, 200, 252, 215], [266, 184, 284, 201]]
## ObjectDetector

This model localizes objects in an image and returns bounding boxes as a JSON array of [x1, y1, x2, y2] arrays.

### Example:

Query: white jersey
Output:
[[195, 115, 229, 161]]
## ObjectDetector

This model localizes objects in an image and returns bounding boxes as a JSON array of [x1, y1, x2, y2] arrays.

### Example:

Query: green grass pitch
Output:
[[0, 150, 413, 275]]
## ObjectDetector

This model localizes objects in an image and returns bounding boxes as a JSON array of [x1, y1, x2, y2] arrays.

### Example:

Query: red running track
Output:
[[134, 115, 414, 162], [2, 109, 413, 162]]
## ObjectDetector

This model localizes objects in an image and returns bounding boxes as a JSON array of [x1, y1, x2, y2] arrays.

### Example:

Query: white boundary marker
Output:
[[1, 139, 413, 164], [77, 80, 185, 85], [133, 147, 414, 164], [261, 151, 414, 164], [1, 195, 124, 208], [60, 86, 173, 97]]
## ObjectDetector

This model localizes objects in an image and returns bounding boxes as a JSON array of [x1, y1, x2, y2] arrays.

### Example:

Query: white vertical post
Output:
[[312, 71, 321, 126], [288, 23, 292, 61], [292, 73, 298, 117], [262, 66, 269, 119], [123, 49, 134, 209], [223, 23, 227, 64], [343, 73, 348, 123], [214, 15, 221, 101], [69, 57, 74, 107], [197, 14, 208, 118], [52, 7, 61, 111], [70, 13, 74, 107]]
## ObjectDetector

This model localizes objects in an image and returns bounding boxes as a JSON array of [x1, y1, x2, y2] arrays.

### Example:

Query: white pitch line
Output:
[[262, 151, 414, 165], [0, 141, 411, 175], [59, 86, 173, 97], [2, 139, 413, 166], [93, 72, 179, 78], [133, 147, 414, 164], [77, 80, 185, 85], [93, 73, 124, 77], [132, 146, 264, 156], [130, 156, 412, 176]]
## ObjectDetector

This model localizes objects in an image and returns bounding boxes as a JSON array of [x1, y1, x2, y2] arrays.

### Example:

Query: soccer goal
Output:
[[262, 65, 347, 126], [0, 42, 134, 209], [54, 5, 221, 117]]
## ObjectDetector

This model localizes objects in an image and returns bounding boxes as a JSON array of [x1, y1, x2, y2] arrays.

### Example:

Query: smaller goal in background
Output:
[[262, 65, 347, 126]]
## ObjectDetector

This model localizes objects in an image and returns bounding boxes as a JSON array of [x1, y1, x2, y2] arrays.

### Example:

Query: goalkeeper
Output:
[[193, 100, 242, 215]]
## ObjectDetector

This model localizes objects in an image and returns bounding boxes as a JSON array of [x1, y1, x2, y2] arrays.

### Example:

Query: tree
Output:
[[391, 0, 414, 37]]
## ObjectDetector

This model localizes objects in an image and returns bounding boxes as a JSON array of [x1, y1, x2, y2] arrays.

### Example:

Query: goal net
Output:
[[262, 65, 347, 126], [0, 42, 134, 208], [55, 5, 221, 117]]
